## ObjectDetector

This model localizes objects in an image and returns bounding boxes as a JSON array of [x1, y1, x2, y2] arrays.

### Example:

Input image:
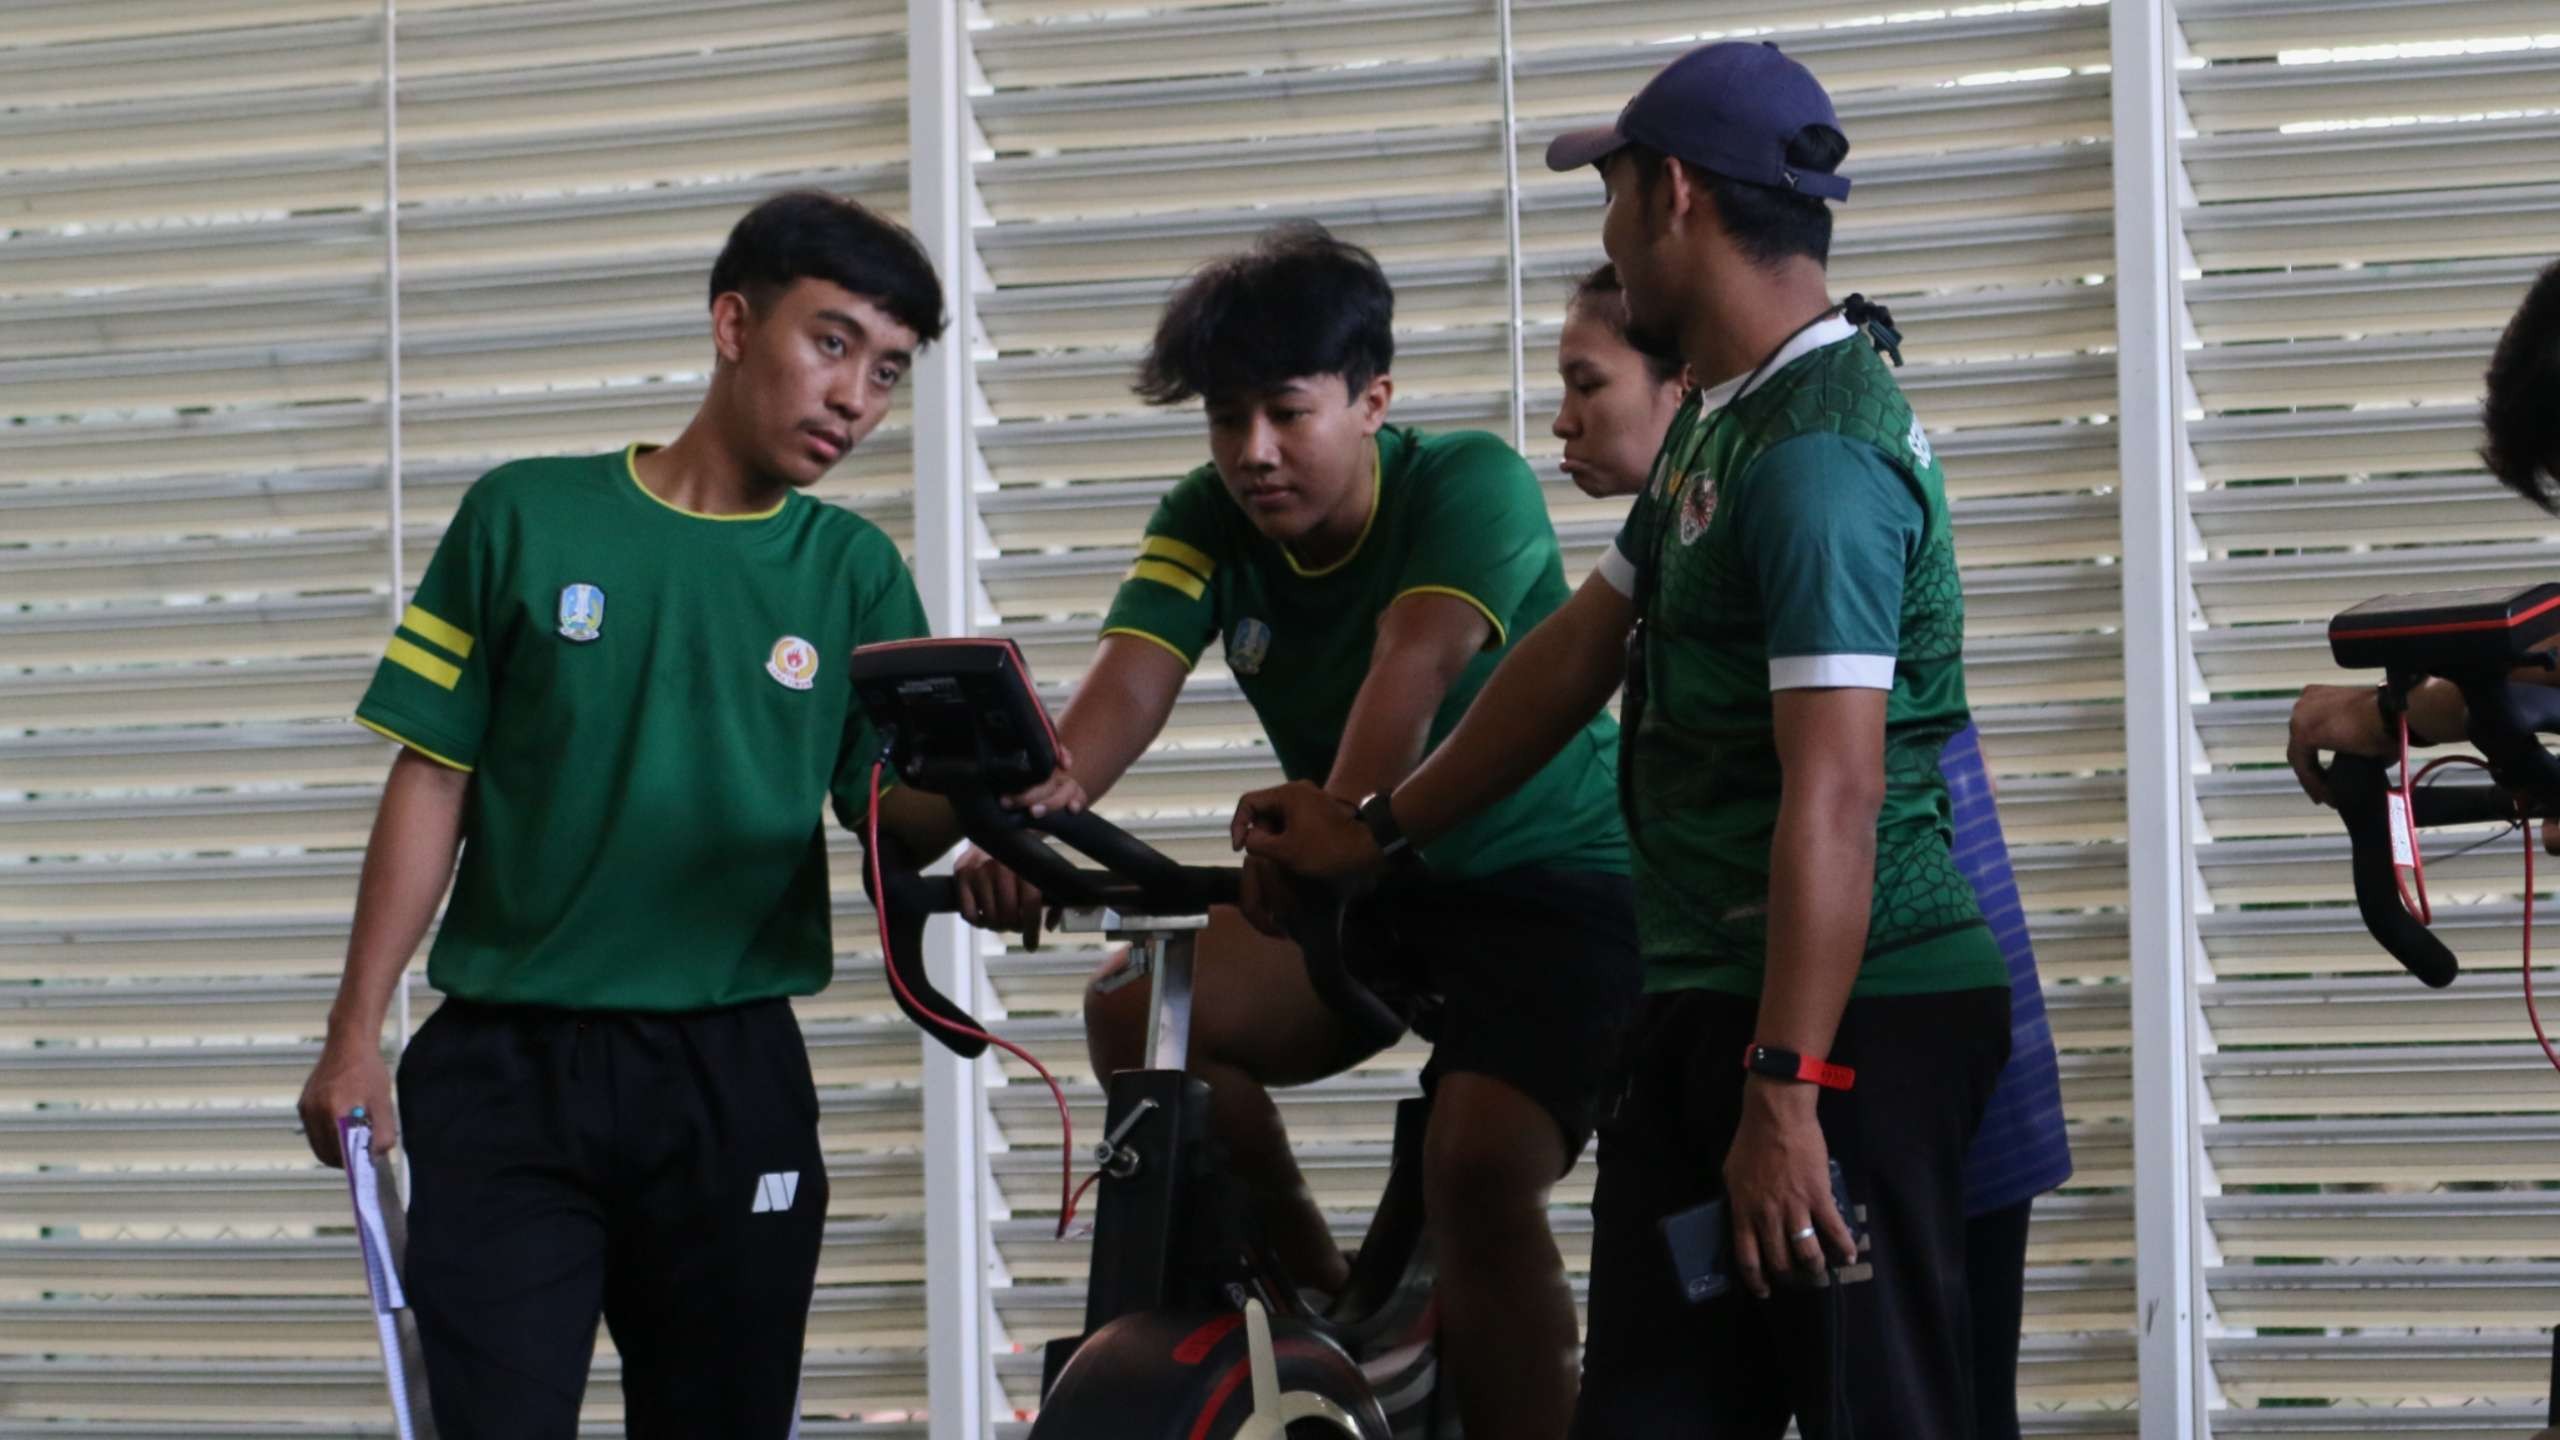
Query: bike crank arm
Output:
[[1229, 1299, 1370, 1439]]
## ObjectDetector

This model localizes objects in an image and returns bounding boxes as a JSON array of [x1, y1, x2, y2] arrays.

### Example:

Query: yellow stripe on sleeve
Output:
[[401, 604, 474, 659], [353, 715, 475, 772], [1393, 585, 1509, 649], [1100, 627, 1200, 669], [1139, 534, 1217, 581], [1128, 557, 1208, 601], [384, 635, 463, 691]]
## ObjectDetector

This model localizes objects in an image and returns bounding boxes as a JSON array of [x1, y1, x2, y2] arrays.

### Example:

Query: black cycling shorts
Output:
[[1355, 867, 1642, 1163]]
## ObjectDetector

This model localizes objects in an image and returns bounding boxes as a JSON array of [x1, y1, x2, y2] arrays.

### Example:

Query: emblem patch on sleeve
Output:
[[766, 635, 818, 690], [557, 584, 605, 643]]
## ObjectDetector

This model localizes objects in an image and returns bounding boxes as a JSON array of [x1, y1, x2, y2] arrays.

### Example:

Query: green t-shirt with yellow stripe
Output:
[[355, 446, 929, 1012], [1101, 424, 1626, 879]]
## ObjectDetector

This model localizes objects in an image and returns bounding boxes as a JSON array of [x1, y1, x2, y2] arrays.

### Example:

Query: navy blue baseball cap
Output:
[[1545, 40, 1851, 201]]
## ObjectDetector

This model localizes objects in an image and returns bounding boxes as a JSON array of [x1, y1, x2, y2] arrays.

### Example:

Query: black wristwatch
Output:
[[2376, 678, 2433, 748], [1355, 791, 1425, 876]]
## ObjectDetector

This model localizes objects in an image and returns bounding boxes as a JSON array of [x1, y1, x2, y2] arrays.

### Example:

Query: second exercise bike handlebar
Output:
[[2324, 586, 2560, 988]]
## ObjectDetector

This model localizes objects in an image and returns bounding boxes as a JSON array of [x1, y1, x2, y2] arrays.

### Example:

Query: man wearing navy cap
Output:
[[1231, 40, 2011, 1437]]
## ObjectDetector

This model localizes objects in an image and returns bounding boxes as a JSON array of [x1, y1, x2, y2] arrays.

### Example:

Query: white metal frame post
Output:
[[381, 0, 416, 1197], [2111, 1, 2210, 1435], [908, 3, 997, 1434]]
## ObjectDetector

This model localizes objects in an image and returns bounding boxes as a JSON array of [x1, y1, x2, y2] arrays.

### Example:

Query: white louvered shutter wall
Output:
[[2, 2, 410, 1429], [0, 1, 941, 1432], [2173, 2, 2560, 1434]]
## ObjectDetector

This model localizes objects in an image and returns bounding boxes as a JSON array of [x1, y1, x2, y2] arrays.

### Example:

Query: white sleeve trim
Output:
[[1597, 543, 1638, 598], [1770, 653, 1896, 691]]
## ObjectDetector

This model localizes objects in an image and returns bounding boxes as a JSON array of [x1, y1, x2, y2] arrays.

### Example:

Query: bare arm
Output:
[[1236, 571, 1632, 878], [1228, 593, 1492, 932], [872, 786, 965, 865], [1752, 688, 1886, 1069], [1052, 634, 1192, 804], [2285, 652, 2560, 806], [954, 635, 1191, 931], [1724, 686, 1886, 1298], [1322, 593, 1494, 802], [1393, 572, 1632, 844], [297, 747, 470, 1166]]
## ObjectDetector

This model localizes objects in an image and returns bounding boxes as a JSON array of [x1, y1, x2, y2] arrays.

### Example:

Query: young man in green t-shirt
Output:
[[294, 192, 975, 1438], [1235, 46, 2012, 1439], [953, 224, 1640, 1438]]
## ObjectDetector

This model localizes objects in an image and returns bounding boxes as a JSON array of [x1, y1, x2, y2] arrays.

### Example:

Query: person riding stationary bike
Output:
[[953, 225, 1640, 1439]]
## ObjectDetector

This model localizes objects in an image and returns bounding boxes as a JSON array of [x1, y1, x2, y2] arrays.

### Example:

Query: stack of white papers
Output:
[[338, 1115, 436, 1440]]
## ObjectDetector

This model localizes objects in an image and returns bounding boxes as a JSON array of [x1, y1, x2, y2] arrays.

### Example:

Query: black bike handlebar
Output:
[[2458, 673, 2560, 803], [2328, 757, 2505, 989], [2325, 654, 2560, 989], [869, 794, 1403, 1061]]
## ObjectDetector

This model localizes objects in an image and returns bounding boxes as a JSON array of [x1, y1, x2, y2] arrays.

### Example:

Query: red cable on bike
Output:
[[2383, 727, 2559, 1073], [2391, 711, 2496, 926], [2395, 726, 2560, 1077], [866, 761, 1094, 1238], [2392, 712, 2429, 922]]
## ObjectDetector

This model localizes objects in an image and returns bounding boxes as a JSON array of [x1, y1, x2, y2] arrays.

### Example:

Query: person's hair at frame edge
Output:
[[2481, 257, 2560, 512]]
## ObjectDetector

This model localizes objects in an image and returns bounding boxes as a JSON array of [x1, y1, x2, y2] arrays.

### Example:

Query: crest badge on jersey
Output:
[[557, 584, 605, 643], [765, 635, 818, 691], [1907, 415, 1934, 469], [1229, 618, 1272, 676], [1678, 471, 1718, 546]]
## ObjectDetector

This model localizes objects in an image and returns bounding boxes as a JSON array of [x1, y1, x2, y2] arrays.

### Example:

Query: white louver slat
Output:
[[2172, 0, 2560, 1430]]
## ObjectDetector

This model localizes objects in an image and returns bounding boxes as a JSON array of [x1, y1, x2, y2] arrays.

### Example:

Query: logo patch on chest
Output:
[[1907, 415, 1934, 469], [765, 635, 818, 690], [557, 584, 605, 643], [1677, 471, 1719, 546], [1228, 618, 1272, 676]]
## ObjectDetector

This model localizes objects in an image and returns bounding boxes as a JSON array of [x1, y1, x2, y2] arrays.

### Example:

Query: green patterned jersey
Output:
[[1603, 322, 2003, 998]]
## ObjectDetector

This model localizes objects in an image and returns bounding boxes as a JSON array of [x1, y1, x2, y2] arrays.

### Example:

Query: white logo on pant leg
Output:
[[751, 1171, 802, 1213]]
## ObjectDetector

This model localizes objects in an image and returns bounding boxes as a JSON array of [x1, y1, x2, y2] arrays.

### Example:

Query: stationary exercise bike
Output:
[[848, 637, 1457, 1438], [2317, 583, 2560, 1432]]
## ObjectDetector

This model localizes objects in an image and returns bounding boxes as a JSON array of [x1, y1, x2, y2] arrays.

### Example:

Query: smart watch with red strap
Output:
[[1742, 1043, 1856, 1092]]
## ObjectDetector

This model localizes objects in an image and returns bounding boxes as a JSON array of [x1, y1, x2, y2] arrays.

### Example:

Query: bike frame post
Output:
[[1143, 930, 1196, 1073]]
